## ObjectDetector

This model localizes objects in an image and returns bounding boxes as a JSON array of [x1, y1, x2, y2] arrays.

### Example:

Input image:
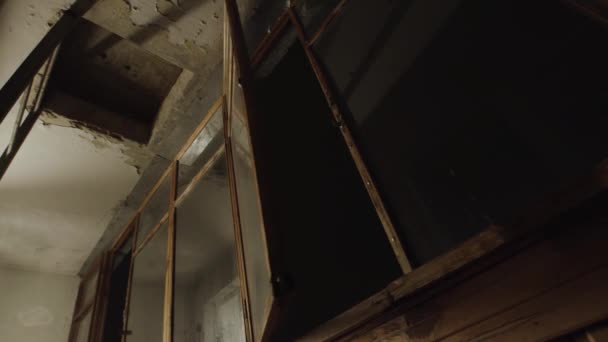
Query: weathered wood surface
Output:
[[345, 196, 608, 341]]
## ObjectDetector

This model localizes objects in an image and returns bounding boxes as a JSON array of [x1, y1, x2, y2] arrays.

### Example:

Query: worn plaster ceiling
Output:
[[0, 0, 228, 276]]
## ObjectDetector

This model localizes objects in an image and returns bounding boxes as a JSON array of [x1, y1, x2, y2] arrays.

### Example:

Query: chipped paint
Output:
[[39, 111, 154, 173]]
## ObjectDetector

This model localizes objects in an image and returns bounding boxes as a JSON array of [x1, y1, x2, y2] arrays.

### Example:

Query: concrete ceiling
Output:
[[0, 0, 227, 276], [0, 0, 266, 277], [0, 118, 142, 274]]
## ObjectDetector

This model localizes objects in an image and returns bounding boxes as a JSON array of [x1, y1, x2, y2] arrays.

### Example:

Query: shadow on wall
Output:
[[87, 0, 211, 58]]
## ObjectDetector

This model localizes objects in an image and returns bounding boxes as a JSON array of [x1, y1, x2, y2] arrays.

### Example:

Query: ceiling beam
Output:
[[0, 0, 98, 126]]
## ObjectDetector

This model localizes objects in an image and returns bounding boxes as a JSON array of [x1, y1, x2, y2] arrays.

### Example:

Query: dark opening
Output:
[[315, 0, 608, 265], [250, 39, 402, 339], [102, 247, 132, 342]]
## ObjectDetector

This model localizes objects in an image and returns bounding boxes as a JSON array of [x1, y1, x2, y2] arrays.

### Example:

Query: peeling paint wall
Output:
[[0, 267, 79, 342]]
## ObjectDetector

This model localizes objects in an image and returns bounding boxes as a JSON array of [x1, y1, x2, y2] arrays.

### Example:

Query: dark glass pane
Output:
[[102, 230, 134, 342], [0, 100, 20, 152], [314, 0, 608, 265], [126, 223, 168, 342], [112, 232, 133, 270], [294, 0, 342, 39], [74, 309, 93, 342], [238, 0, 287, 55]]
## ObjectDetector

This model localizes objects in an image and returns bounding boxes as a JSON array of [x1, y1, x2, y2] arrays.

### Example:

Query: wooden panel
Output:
[[344, 195, 608, 341]]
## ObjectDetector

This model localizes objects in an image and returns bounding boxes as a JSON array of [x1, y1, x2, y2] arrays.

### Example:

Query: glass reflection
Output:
[[137, 177, 170, 248], [126, 222, 168, 342], [178, 105, 224, 198], [230, 72, 272, 340], [78, 271, 99, 309], [175, 148, 246, 342]]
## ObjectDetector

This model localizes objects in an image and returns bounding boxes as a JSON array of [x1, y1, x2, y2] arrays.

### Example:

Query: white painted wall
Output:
[[0, 267, 79, 342], [0, 0, 144, 275]]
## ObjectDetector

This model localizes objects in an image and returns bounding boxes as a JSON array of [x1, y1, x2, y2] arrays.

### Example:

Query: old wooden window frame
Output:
[[228, 0, 608, 340], [83, 1, 608, 341]]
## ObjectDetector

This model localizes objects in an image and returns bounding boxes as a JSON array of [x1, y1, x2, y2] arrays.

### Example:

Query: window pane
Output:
[[249, 41, 401, 340], [230, 74, 272, 340], [238, 0, 287, 55], [126, 222, 168, 342], [74, 309, 93, 342], [313, 0, 608, 265], [175, 151, 246, 342], [294, 0, 342, 39], [178, 104, 224, 198], [137, 177, 170, 249]]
